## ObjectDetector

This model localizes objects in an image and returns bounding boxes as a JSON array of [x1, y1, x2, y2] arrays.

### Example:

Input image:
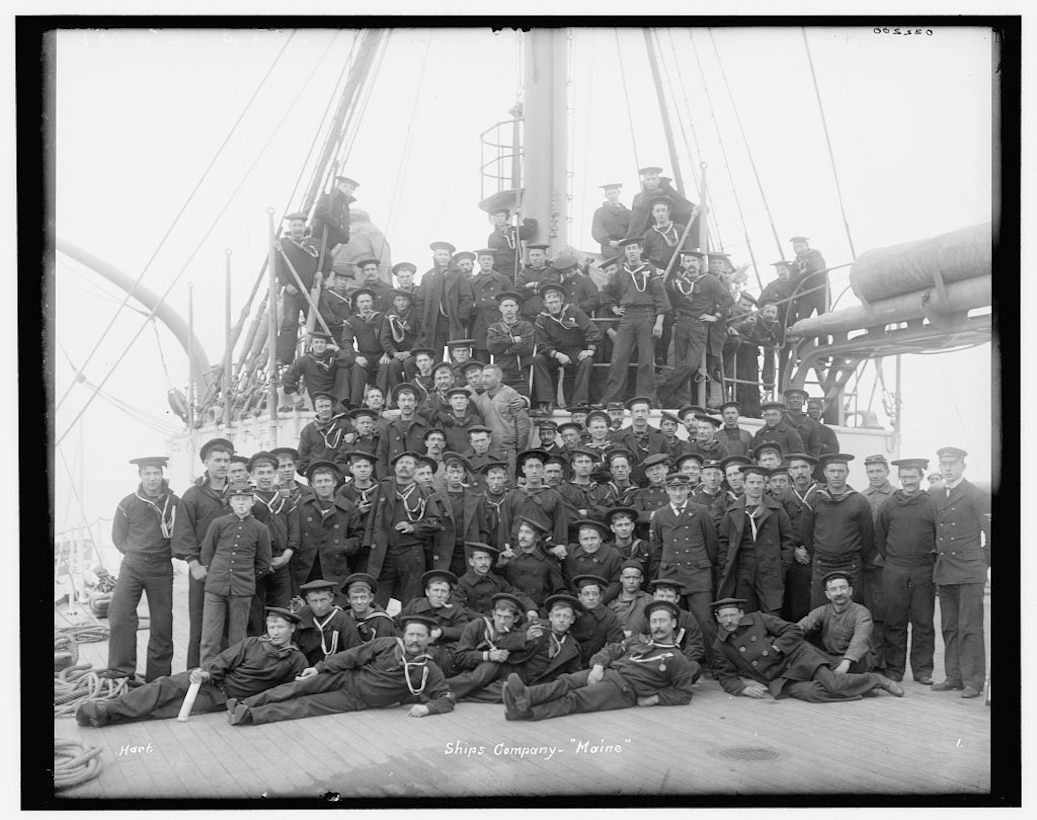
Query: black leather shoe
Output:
[[915, 675, 934, 686], [875, 675, 905, 697], [932, 681, 963, 692], [506, 672, 530, 713], [960, 685, 981, 699]]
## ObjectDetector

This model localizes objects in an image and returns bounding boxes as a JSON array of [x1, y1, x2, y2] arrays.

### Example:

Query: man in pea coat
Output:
[[649, 473, 719, 665], [930, 446, 990, 698], [469, 249, 512, 363], [532, 282, 600, 413], [591, 183, 632, 257], [418, 241, 475, 352], [294, 461, 364, 591], [717, 465, 796, 616], [711, 598, 904, 703], [312, 175, 357, 272]]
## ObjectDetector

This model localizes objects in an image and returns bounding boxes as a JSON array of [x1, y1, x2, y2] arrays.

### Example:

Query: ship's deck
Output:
[[53, 569, 991, 801]]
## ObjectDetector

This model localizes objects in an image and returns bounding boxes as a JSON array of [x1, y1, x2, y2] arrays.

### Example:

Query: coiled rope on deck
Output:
[[54, 738, 103, 790]]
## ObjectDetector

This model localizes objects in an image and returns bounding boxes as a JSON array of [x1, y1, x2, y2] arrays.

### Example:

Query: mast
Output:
[[266, 209, 279, 442], [522, 28, 569, 254], [643, 29, 685, 195]]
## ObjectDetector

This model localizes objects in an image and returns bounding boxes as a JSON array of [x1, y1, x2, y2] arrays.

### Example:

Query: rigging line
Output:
[[385, 29, 434, 236], [338, 32, 390, 169], [689, 29, 758, 262], [708, 29, 784, 278], [681, 30, 725, 252], [802, 28, 857, 261], [56, 39, 339, 449], [149, 320, 175, 391], [58, 261, 153, 317], [55, 30, 298, 415], [86, 385, 183, 437], [614, 29, 642, 178]]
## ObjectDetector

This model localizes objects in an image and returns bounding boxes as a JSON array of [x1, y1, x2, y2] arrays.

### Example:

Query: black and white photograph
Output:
[[25, 10, 1013, 809]]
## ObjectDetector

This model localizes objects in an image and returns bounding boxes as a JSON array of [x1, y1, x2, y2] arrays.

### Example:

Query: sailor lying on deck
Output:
[[75, 608, 307, 727], [226, 614, 455, 726], [501, 599, 697, 721]]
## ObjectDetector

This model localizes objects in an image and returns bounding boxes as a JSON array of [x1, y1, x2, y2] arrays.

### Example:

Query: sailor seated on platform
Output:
[[335, 572, 398, 643], [282, 331, 353, 412], [502, 599, 696, 722], [75, 608, 307, 727], [226, 615, 456, 726]]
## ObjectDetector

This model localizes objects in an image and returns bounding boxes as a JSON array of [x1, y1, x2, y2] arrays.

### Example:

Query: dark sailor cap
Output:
[[752, 441, 783, 460], [552, 254, 578, 271], [430, 241, 457, 253], [284, 211, 308, 222], [306, 460, 342, 480], [789, 235, 810, 243], [625, 396, 653, 410], [710, 597, 748, 610], [936, 446, 968, 459], [647, 195, 673, 210], [442, 451, 473, 472], [345, 450, 376, 465], [642, 453, 672, 470], [453, 251, 477, 262], [351, 288, 376, 304], [265, 606, 301, 624], [650, 577, 683, 591], [392, 262, 417, 275], [517, 516, 551, 535], [719, 400, 741, 412], [399, 614, 438, 630], [558, 421, 584, 434], [664, 473, 691, 486], [391, 382, 419, 403], [491, 592, 525, 613], [785, 452, 819, 465], [309, 330, 334, 341], [270, 446, 300, 462], [247, 451, 279, 472], [545, 593, 581, 613], [516, 449, 550, 469], [638, 166, 664, 175], [574, 519, 610, 537], [447, 338, 475, 348], [354, 258, 380, 269], [229, 454, 249, 465], [200, 438, 235, 461], [644, 600, 681, 620], [335, 176, 359, 187], [890, 458, 930, 470], [464, 541, 500, 557], [863, 454, 889, 466], [739, 464, 770, 479], [539, 282, 568, 300], [446, 387, 472, 399], [310, 391, 338, 405], [461, 361, 485, 374], [782, 387, 811, 399], [720, 455, 753, 471], [694, 413, 722, 428], [421, 569, 458, 588], [349, 407, 379, 420], [495, 290, 526, 304], [701, 459, 723, 470], [760, 401, 787, 412], [819, 453, 855, 466], [677, 404, 706, 419], [617, 237, 644, 247], [605, 506, 638, 523], [342, 573, 378, 594], [226, 482, 254, 498], [675, 452, 704, 467], [475, 247, 497, 257], [599, 255, 622, 268], [527, 243, 550, 251], [821, 570, 854, 587], [474, 460, 509, 475], [129, 456, 168, 468], [299, 579, 338, 595], [659, 411, 682, 425], [572, 574, 609, 590], [600, 182, 623, 190], [390, 288, 414, 301]]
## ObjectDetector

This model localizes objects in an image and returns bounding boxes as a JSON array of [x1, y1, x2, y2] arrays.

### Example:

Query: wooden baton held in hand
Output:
[[177, 681, 202, 722]]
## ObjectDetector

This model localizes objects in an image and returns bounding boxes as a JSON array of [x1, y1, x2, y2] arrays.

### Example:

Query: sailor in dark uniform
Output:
[[788, 235, 829, 323], [312, 175, 357, 272], [342, 289, 386, 409], [469, 248, 512, 363], [275, 211, 323, 365], [569, 574, 626, 666], [294, 579, 362, 666], [556, 254, 601, 316], [378, 287, 420, 396], [591, 182, 632, 257], [351, 258, 394, 313], [338, 573, 398, 642], [502, 599, 696, 720], [488, 208, 538, 282]]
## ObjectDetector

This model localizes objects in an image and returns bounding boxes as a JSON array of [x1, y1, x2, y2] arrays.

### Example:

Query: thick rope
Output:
[[54, 738, 104, 791]]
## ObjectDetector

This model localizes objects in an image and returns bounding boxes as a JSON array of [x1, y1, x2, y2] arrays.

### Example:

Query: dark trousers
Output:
[[378, 356, 419, 399], [200, 591, 251, 666], [447, 662, 508, 701], [349, 353, 383, 409], [532, 352, 594, 406], [187, 572, 206, 670], [783, 561, 813, 622], [103, 671, 227, 724], [374, 545, 427, 608], [524, 668, 637, 720], [680, 590, 717, 667], [882, 563, 935, 680], [656, 319, 709, 407], [602, 307, 658, 404], [248, 564, 293, 636], [783, 666, 882, 703], [862, 565, 887, 670], [655, 312, 674, 366], [244, 670, 365, 725], [106, 554, 174, 682], [276, 290, 311, 365], [810, 557, 865, 609], [730, 557, 783, 617], [938, 582, 986, 690]]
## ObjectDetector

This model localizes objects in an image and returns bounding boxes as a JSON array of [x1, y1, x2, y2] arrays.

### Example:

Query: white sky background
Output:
[[51, 25, 995, 538]]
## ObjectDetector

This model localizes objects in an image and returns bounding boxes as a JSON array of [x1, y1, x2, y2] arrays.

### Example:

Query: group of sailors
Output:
[[79, 377, 989, 727], [268, 166, 831, 422]]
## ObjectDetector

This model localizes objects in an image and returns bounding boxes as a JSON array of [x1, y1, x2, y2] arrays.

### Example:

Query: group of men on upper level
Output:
[[267, 168, 830, 423]]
